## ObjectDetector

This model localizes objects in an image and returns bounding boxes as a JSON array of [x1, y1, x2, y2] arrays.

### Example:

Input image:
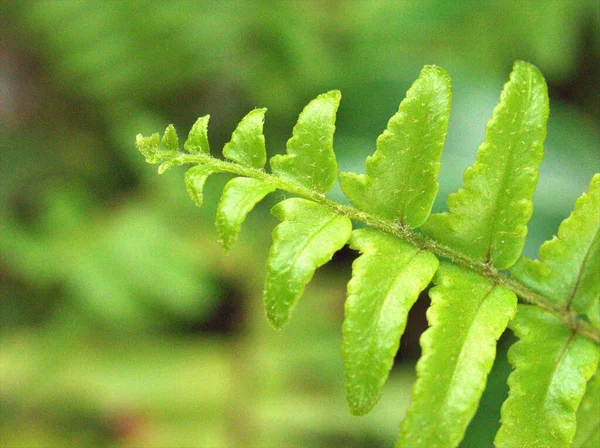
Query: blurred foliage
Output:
[[1, 1, 598, 446]]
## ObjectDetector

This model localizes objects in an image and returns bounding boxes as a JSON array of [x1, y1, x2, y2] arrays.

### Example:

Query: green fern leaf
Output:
[[270, 91, 341, 193], [572, 368, 600, 448], [161, 124, 179, 152], [184, 165, 218, 207], [511, 174, 600, 325], [265, 198, 351, 329], [339, 65, 451, 228], [184, 115, 210, 154], [343, 228, 438, 416], [495, 305, 600, 448], [135, 132, 160, 164], [223, 108, 268, 169], [422, 61, 549, 269], [397, 262, 517, 448], [216, 177, 275, 251]]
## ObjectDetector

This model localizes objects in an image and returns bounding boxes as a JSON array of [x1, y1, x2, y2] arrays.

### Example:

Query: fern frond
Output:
[[511, 174, 600, 325], [422, 61, 549, 269], [495, 305, 600, 448], [264, 198, 352, 329], [135, 62, 600, 447], [342, 228, 438, 415], [339, 65, 451, 228], [397, 262, 517, 448], [572, 368, 600, 448], [270, 90, 341, 193]]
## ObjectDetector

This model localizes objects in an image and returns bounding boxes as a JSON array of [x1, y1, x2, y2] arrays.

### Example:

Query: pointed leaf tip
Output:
[[270, 91, 341, 194], [223, 108, 268, 169], [340, 65, 451, 228], [161, 124, 179, 152], [184, 115, 210, 154]]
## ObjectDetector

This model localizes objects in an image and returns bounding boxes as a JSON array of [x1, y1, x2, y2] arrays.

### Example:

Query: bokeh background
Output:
[[1, 1, 599, 447]]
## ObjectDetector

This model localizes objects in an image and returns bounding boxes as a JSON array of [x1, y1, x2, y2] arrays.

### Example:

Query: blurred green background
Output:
[[1, 1, 599, 447]]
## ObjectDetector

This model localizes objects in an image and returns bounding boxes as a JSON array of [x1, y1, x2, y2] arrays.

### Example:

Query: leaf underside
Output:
[[270, 90, 341, 193], [397, 262, 517, 448], [511, 174, 600, 325], [343, 228, 438, 415], [264, 198, 352, 329], [572, 368, 600, 448], [495, 305, 600, 448], [340, 65, 451, 228], [422, 61, 549, 269], [184, 165, 218, 207], [216, 177, 275, 251]]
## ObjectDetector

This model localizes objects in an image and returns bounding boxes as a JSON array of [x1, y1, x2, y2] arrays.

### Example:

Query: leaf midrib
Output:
[[484, 67, 535, 263], [366, 249, 422, 362], [158, 150, 600, 345], [566, 225, 600, 311], [285, 213, 340, 273], [437, 284, 495, 417]]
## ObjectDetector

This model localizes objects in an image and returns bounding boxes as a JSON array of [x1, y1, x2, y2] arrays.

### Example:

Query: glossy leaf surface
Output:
[[223, 108, 267, 169], [216, 177, 275, 251], [184, 115, 210, 154], [572, 369, 600, 448], [270, 91, 340, 193], [184, 165, 218, 208], [422, 61, 549, 269], [511, 174, 600, 325], [340, 65, 451, 228], [495, 305, 600, 448], [397, 262, 517, 448], [264, 198, 351, 329], [343, 229, 438, 415]]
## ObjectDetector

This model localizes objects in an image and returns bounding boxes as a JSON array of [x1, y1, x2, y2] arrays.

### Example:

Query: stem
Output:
[[160, 151, 600, 344]]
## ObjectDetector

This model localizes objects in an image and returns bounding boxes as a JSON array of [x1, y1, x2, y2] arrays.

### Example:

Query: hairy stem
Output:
[[159, 151, 600, 344]]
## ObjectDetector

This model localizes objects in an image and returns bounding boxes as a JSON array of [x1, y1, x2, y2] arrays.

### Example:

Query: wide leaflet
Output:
[[339, 65, 451, 228], [264, 198, 352, 329], [397, 262, 517, 448], [495, 305, 600, 447], [343, 229, 438, 415], [511, 174, 600, 325], [422, 61, 549, 269]]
